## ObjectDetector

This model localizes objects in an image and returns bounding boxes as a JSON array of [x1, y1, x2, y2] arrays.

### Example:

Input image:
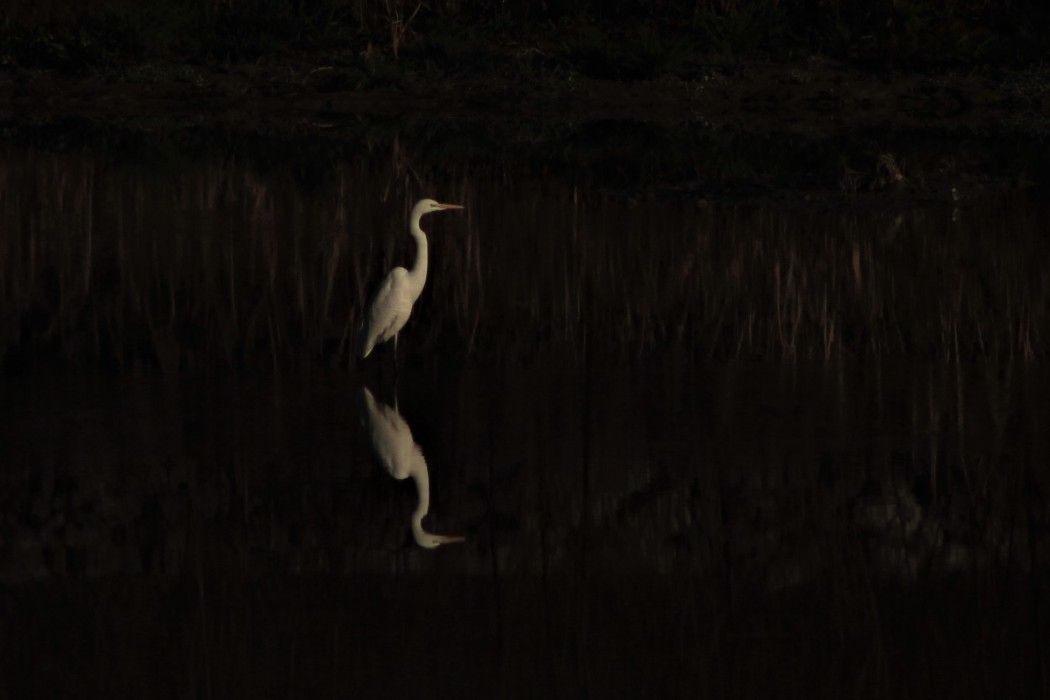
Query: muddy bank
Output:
[[4, 57, 1050, 134], [5, 53, 1050, 215]]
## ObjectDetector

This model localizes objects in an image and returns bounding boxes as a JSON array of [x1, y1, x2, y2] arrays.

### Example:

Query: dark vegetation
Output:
[[4, 2, 1050, 369], [3, 0, 1050, 80], [2, 122, 1048, 372]]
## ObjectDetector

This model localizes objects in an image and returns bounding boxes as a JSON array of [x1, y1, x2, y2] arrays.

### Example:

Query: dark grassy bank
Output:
[[4, 0, 1050, 81]]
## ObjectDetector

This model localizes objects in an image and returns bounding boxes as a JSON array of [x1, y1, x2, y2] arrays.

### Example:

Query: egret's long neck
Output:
[[407, 214, 429, 294]]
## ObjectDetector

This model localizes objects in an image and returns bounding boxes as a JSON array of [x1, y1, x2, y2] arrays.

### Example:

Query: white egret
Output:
[[359, 386, 465, 548], [358, 198, 464, 359]]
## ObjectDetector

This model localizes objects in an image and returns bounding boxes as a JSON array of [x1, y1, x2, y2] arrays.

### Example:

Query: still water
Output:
[[1, 128, 1048, 697]]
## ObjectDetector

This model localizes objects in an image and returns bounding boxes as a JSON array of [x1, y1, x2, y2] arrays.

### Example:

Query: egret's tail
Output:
[[357, 324, 373, 359]]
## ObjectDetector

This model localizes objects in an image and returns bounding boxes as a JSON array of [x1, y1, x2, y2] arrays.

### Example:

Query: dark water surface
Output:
[[1, 130, 1048, 697]]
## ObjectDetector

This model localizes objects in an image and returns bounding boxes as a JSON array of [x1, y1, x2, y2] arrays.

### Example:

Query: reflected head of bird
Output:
[[414, 532, 467, 549], [410, 515, 466, 549], [395, 528, 465, 550], [400, 526, 466, 549], [413, 533, 468, 549]]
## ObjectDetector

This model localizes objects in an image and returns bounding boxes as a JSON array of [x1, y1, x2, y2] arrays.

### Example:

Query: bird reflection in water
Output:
[[359, 386, 466, 549]]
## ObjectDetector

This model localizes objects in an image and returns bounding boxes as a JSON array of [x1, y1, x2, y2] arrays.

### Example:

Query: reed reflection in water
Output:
[[2, 141, 1049, 369], [1, 358, 1047, 697]]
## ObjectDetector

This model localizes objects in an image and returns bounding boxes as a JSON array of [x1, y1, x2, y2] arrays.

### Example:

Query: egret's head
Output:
[[414, 198, 464, 218]]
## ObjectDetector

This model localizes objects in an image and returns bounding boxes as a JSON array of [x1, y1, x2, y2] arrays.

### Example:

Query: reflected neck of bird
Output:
[[410, 468, 433, 546], [408, 462, 465, 549], [407, 214, 429, 292], [410, 467, 431, 521]]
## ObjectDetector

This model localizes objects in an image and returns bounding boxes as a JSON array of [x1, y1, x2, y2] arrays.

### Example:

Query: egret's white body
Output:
[[358, 198, 464, 359], [359, 386, 465, 548]]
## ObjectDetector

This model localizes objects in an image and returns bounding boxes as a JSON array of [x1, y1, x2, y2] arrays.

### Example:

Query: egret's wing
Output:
[[358, 268, 408, 358]]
